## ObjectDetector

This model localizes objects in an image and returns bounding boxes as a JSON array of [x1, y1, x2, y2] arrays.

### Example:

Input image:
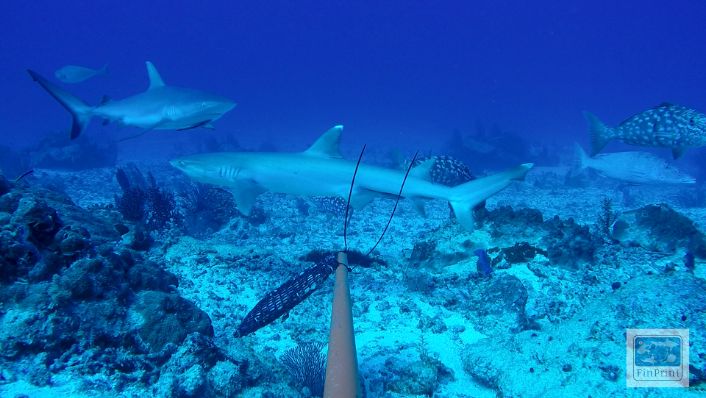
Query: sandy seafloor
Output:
[[2, 164, 706, 398]]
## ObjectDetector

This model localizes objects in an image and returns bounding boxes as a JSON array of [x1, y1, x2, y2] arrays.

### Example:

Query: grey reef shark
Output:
[[171, 125, 534, 231], [28, 61, 236, 139]]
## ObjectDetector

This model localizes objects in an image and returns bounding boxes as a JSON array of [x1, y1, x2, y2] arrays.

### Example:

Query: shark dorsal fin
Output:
[[304, 125, 344, 158], [146, 61, 165, 89], [409, 158, 435, 181]]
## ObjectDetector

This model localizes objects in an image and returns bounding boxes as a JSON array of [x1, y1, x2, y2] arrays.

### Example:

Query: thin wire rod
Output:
[[366, 150, 419, 256], [343, 144, 367, 252]]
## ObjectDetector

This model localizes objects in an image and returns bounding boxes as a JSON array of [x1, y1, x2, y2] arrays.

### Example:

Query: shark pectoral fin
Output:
[[116, 122, 163, 142], [145, 61, 165, 89], [304, 125, 344, 158], [448, 163, 534, 231], [176, 120, 213, 131], [449, 202, 475, 231], [229, 180, 265, 215], [350, 189, 376, 209], [409, 158, 434, 181]]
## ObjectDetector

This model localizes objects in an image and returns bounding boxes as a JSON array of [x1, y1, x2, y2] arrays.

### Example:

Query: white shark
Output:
[[170, 125, 533, 230], [28, 62, 236, 139]]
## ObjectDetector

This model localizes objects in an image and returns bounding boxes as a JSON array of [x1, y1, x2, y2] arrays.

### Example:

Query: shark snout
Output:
[[169, 159, 188, 170], [204, 98, 236, 115], [223, 99, 236, 111]]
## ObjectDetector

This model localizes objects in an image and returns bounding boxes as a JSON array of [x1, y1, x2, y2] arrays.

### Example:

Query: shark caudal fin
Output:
[[28, 69, 92, 139], [583, 111, 613, 156], [448, 163, 534, 230], [574, 144, 590, 172]]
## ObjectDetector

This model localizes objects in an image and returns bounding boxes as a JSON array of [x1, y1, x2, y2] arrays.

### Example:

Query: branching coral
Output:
[[114, 167, 179, 231], [280, 342, 326, 397], [115, 168, 146, 222], [595, 197, 618, 240], [180, 184, 238, 236], [144, 172, 180, 231]]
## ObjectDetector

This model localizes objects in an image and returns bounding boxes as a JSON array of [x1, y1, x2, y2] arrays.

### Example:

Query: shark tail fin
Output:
[[583, 111, 613, 156], [574, 144, 590, 172], [448, 163, 534, 230], [27, 69, 92, 139]]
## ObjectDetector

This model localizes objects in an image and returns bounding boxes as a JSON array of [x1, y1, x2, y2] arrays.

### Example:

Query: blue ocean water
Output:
[[1, 1, 706, 397]]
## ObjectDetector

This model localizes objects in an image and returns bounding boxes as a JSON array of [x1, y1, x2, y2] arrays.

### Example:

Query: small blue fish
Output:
[[684, 251, 695, 272], [474, 249, 492, 277], [55, 64, 108, 84]]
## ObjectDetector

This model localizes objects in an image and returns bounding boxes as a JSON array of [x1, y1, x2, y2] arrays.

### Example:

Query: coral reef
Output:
[[0, 174, 11, 196], [180, 184, 239, 237], [595, 197, 618, 240], [279, 341, 326, 397], [460, 274, 529, 333], [481, 206, 544, 239], [482, 206, 598, 268], [611, 203, 706, 256], [461, 273, 706, 396], [114, 165, 180, 232], [115, 167, 146, 222], [380, 349, 453, 396], [412, 206, 597, 269], [0, 180, 247, 396], [496, 242, 547, 264], [3, 153, 706, 397], [144, 172, 180, 231], [541, 216, 598, 268]]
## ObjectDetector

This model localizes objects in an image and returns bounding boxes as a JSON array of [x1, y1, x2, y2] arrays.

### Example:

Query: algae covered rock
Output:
[[0, 174, 11, 196], [128, 260, 179, 292], [0, 180, 223, 394], [383, 355, 453, 396], [461, 274, 529, 333], [461, 272, 706, 396], [611, 203, 706, 256], [132, 291, 214, 352], [12, 197, 62, 247], [152, 333, 249, 398], [542, 215, 598, 268]]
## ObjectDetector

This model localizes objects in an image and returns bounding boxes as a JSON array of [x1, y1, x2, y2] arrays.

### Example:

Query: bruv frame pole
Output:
[[323, 251, 361, 398]]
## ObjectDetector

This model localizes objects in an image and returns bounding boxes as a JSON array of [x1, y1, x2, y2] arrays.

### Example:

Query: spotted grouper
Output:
[[584, 103, 706, 159]]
